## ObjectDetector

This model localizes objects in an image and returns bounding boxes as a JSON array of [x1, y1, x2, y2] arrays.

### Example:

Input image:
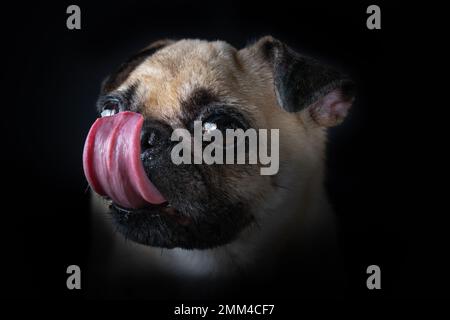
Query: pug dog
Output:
[[84, 36, 355, 298]]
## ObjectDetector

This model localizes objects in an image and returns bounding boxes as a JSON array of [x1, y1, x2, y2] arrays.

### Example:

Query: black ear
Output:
[[257, 36, 356, 127]]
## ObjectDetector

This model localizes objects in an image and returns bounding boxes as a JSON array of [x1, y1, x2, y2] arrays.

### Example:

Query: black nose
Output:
[[141, 127, 161, 151], [140, 119, 172, 152]]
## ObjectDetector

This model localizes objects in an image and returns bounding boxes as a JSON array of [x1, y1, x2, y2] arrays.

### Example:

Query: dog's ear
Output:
[[140, 39, 175, 53], [246, 36, 355, 127], [101, 39, 175, 93]]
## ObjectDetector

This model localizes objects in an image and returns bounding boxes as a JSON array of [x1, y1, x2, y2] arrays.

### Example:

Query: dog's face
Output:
[[87, 37, 355, 249]]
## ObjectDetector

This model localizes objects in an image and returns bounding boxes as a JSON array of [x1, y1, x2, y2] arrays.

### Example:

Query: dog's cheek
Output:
[[217, 164, 266, 201], [142, 139, 260, 221], [141, 150, 256, 247]]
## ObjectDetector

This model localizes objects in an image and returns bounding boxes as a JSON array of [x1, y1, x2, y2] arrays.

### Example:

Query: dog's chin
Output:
[[108, 200, 254, 250]]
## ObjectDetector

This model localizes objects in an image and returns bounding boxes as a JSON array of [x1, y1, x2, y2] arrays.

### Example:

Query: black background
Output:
[[1, 0, 445, 301]]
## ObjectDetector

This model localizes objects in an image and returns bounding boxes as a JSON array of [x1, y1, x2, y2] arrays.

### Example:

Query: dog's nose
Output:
[[141, 127, 162, 151], [140, 119, 172, 153]]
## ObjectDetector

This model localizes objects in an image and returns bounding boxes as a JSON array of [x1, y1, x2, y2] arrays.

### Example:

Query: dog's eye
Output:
[[202, 115, 245, 133], [100, 99, 121, 117], [202, 122, 218, 134]]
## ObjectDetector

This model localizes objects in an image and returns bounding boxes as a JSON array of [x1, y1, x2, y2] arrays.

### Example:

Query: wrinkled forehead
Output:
[[109, 40, 245, 121]]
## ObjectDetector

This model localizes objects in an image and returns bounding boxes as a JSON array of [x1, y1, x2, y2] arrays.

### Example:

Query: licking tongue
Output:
[[83, 111, 166, 209]]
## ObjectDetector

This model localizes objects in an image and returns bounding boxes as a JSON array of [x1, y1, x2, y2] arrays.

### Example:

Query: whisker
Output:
[[271, 182, 292, 191]]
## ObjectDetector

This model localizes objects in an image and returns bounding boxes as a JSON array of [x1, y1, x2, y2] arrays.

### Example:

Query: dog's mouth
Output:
[[109, 201, 192, 226], [83, 111, 167, 209], [83, 111, 192, 236]]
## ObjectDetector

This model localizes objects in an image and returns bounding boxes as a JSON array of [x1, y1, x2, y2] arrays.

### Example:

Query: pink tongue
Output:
[[83, 111, 166, 209]]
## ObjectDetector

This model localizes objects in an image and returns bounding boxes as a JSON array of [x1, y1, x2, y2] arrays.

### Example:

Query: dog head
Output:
[[83, 36, 355, 249]]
